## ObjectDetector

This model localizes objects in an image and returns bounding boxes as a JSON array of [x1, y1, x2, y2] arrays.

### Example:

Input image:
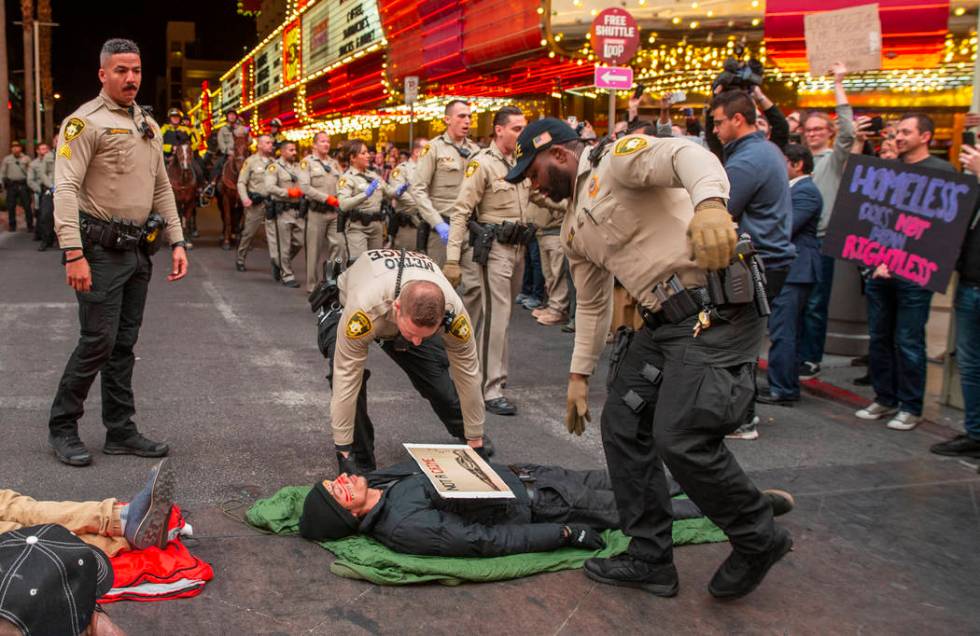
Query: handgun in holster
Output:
[[337, 210, 348, 233], [656, 275, 700, 323], [309, 257, 344, 314], [384, 202, 400, 239], [140, 212, 165, 256], [468, 220, 494, 266], [733, 234, 771, 317], [416, 221, 431, 252], [265, 200, 280, 221], [297, 197, 309, 219]]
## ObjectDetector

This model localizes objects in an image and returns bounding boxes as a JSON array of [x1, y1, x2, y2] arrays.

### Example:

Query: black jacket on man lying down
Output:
[[298, 461, 743, 558]]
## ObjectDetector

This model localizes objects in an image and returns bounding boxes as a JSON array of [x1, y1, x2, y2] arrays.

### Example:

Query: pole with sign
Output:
[[591, 8, 639, 135], [405, 75, 419, 148]]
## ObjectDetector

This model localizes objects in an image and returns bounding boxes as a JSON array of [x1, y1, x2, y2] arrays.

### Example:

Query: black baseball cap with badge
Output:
[[0, 524, 114, 636], [505, 117, 579, 184]]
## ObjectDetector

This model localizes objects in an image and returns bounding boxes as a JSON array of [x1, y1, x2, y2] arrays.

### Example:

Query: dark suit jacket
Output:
[[787, 176, 823, 284]]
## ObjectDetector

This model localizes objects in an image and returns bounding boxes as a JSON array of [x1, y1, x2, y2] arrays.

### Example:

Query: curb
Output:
[[756, 359, 868, 410]]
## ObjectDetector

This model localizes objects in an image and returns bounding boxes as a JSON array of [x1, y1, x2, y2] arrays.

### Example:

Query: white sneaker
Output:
[[855, 401, 898, 420], [886, 411, 921, 431], [726, 417, 760, 440]]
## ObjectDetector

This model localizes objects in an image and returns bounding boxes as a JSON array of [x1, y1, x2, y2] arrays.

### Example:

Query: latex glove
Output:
[[336, 451, 362, 476], [435, 221, 450, 243], [563, 525, 605, 550], [287, 186, 303, 198], [395, 182, 409, 197], [364, 179, 380, 197], [565, 374, 590, 436], [687, 199, 737, 271], [443, 261, 462, 287]]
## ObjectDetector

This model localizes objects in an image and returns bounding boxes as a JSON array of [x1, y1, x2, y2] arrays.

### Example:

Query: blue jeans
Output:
[[767, 282, 813, 399], [799, 254, 835, 364], [865, 278, 933, 415], [955, 284, 980, 440], [521, 237, 545, 300]]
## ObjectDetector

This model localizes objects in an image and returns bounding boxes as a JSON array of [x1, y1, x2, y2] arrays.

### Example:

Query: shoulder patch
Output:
[[420, 144, 431, 157], [345, 311, 374, 339], [267, 163, 278, 173], [391, 167, 400, 179], [58, 144, 72, 160], [613, 136, 648, 156], [464, 160, 480, 178], [338, 177, 347, 189], [63, 117, 86, 143], [300, 159, 308, 170], [447, 314, 472, 342]]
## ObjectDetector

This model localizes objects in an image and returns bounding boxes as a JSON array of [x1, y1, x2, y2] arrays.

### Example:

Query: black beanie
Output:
[[299, 481, 360, 541]]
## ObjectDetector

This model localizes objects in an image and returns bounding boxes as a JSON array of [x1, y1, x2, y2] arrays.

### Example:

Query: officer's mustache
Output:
[[123, 83, 138, 91]]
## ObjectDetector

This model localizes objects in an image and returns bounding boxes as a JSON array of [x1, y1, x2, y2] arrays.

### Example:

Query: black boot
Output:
[[708, 526, 793, 599], [584, 555, 679, 597], [103, 431, 170, 457], [49, 434, 93, 467]]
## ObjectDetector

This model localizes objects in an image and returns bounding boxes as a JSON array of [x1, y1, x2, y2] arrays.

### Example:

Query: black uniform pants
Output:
[[520, 465, 703, 529], [321, 308, 466, 470], [35, 190, 55, 246], [5, 181, 32, 230], [49, 244, 152, 440], [600, 303, 775, 564]]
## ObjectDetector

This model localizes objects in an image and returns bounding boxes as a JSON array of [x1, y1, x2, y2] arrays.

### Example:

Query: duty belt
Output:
[[348, 209, 385, 224], [79, 212, 143, 252], [638, 286, 710, 331]]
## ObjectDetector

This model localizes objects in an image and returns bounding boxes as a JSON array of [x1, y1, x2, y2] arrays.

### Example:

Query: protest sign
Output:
[[403, 444, 514, 499], [822, 154, 979, 293], [804, 4, 882, 74]]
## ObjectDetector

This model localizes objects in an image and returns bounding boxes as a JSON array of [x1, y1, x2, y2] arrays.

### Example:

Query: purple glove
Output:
[[395, 182, 409, 197], [364, 179, 380, 197], [435, 222, 450, 243]]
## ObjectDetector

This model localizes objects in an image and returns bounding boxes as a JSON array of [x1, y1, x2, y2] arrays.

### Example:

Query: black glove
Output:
[[563, 525, 605, 550], [336, 450, 361, 476]]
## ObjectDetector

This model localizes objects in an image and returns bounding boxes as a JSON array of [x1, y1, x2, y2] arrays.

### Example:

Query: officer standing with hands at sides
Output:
[[505, 119, 790, 600], [48, 39, 188, 467], [235, 134, 275, 272], [445, 106, 531, 416], [337, 139, 409, 263], [1, 140, 33, 232], [319, 248, 491, 475], [410, 101, 482, 267], [264, 139, 306, 288], [299, 131, 345, 291], [28, 141, 56, 250]]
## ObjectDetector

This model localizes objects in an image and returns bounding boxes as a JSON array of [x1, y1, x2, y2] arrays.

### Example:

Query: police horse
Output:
[[167, 143, 200, 248], [215, 135, 248, 251]]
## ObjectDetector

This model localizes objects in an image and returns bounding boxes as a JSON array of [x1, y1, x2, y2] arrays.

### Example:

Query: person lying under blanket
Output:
[[0, 458, 175, 557], [299, 461, 793, 557]]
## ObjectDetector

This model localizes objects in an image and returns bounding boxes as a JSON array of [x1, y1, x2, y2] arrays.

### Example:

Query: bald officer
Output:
[[235, 134, 274, 272], [264, 139, 306, 288], [48, 38, 188, 467], [298, 131, 344, 291], [444, 106, 530, 416], [320, 248, 490, 474], [505, 119, 790, 600], [410, 100, 481, 268]]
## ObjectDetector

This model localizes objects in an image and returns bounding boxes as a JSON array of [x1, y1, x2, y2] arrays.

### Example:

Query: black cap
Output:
[[505, 117, 579, 184], [0, 524, 114, 636], [299, 482, 360, 541]]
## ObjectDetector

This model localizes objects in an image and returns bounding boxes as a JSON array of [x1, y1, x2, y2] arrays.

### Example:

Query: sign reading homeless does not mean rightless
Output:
[[822, 155, 979, 293]]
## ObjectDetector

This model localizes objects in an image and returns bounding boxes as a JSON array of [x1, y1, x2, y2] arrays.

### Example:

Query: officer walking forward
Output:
[[48, 39, 188, 466], [234, 134, 274, 272], [2, 140, 33, 232], [298, 131, 345, 291], [264, 140, 306, 288], [444, 106, 531, 416], [28, 142, 56, 249], [318, 248, 490, 474], [505, 119, 790, 600]]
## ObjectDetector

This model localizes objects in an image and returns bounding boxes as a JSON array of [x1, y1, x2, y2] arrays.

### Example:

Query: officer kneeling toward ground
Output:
[[504, 118, 791, 600], [317, 249, 491, 474], [48, 38, 188, 467]]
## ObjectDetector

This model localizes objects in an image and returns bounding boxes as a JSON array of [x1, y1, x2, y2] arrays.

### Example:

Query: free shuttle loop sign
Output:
[[594, 66, 634, 90], [591, 7, 640, 65]]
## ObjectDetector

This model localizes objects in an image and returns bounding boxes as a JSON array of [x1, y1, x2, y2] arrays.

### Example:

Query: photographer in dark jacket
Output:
[[299, 461, 794, 558]]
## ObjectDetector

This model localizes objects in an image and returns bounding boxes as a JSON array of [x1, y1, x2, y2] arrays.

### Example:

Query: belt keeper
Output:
[[621, 390, 646, 413], [640, 364, 662, 386]]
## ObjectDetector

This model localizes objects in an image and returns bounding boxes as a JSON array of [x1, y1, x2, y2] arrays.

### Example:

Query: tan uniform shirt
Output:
[[410, 133, 481, 226], [1, 154, 31, 182], [331, 249, 484, 443], [563, 134, 730, 375], [264, 157, 303, 201], [298, 154, 341, 205], [236, 153, 272, 202], [53, 90, 183, 250], [28, 153, 55, 193], [527, 193, 566, 232], [217, 122, 250, 154], [387, 160, 419, 216], [337, 169, 395, 213], [445, 143, 530, 262]]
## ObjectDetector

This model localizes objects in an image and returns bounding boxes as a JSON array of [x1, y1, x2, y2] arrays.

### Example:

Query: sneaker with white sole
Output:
[[726, 416, 760, 440], [886, 411, 921, 431], [799, 361, 820, 380], [855, 401, 898, 420]]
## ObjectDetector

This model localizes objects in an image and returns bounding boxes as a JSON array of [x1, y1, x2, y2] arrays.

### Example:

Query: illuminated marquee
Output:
[[303, 0, 383, 77], [255, 38, 282, 99]]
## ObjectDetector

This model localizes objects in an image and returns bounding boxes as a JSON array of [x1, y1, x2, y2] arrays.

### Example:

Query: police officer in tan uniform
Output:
[[337, 139, 408, 263], [2, 140, 33, 232], [235, 134, 274, 272], [319, 248, 491, 474], [298, 131, 344, 292], [28, 142, 56, 249], [386, 138, 426, 251], [444, 106, 530, 416], [48, 39, 188, 467], [505, 119, 790, 600], [410, 100, 481, 268], [264, 139, 306, 288], [527, 193, 569, 326]]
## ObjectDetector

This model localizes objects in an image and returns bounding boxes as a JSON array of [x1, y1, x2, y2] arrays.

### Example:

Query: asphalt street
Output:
[[1, 215, 978, 635]]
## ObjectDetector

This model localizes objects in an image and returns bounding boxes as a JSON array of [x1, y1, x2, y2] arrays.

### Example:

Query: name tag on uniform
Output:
[[105, 128, 132, 135]]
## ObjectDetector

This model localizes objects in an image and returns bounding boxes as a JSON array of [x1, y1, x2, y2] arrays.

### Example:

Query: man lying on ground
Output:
[[299, 461, 793, 557], [0, 458, 175, 557]]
